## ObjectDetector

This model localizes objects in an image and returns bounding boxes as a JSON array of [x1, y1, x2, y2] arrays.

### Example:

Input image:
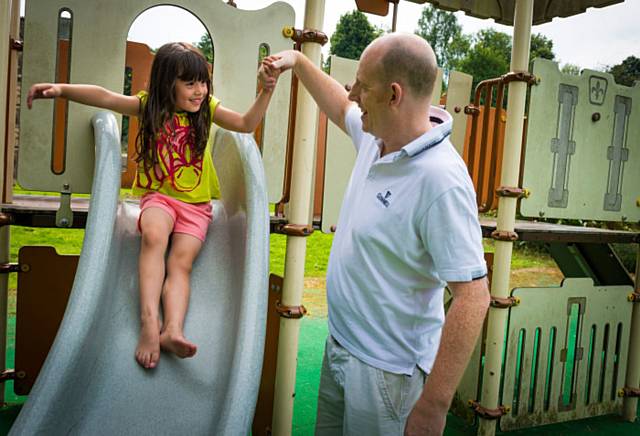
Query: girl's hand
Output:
[[258, 58, 280, 92], [27, 83, 62, 109]]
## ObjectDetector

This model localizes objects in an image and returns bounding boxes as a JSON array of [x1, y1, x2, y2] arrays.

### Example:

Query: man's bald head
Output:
[[362, 33, 438, 101]]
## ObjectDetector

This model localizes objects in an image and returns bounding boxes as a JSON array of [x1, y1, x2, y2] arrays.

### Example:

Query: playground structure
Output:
[[0, 0, 637, 435]]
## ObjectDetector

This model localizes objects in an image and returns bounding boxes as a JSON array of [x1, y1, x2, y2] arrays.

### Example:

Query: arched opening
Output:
[[121, 6, 214, 186]]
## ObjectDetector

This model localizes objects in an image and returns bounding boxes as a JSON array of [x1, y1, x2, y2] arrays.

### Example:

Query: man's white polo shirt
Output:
[[326, 104, 487, 375]]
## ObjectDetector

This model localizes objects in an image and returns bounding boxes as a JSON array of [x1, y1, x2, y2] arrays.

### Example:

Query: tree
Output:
[[530, 33, 555, 62], [608, 55, 640, 86], [561, 63, 581, 75], [457, 29, 511, 90], [457, 30, 556, 90], [194, 33, 214, 64], [415, 4, 470, 73], [330, 10, 382, 60]]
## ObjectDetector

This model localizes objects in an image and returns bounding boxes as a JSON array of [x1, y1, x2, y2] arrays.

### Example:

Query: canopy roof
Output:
[[405, 0, 624, 25]]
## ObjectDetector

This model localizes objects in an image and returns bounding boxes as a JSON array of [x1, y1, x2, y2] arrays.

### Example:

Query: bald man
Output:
[[263, 33, 490, 436]]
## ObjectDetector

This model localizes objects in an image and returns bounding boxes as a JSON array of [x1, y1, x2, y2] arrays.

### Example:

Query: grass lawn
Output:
[[8, 219, 559, 287]]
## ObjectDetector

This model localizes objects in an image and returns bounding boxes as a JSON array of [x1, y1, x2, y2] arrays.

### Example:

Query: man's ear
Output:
[[389, 82, 402, 107]]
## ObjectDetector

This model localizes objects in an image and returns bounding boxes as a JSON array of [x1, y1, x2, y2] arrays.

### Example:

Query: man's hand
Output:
[[27, 83, 62, 109], [260, 49, 351, 132], [404, 397, 447, 436], [258, 51, 299, 91], [263, 50, 299, 73]]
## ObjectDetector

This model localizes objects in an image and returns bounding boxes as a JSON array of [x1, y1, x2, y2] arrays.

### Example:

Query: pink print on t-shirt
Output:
[[136, 116, 204, 193]]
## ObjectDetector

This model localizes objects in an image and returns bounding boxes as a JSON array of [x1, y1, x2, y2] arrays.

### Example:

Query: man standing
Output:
[[262, 33, 490, 435]]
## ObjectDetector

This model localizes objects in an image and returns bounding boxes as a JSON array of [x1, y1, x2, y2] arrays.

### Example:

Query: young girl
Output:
[[27, 42, 278, 369]]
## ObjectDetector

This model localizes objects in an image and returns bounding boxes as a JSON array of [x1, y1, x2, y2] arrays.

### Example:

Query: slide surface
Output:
[[10, 113, 270, 435]]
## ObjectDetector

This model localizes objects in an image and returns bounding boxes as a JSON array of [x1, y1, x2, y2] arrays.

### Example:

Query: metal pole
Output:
[[622, 243, 640, 421], [391, 0, 398, 32], [0, 0, 14, 406], [5, 0, 20, 203], [271, 1, 325, 435], [477, 1, 533, 435]]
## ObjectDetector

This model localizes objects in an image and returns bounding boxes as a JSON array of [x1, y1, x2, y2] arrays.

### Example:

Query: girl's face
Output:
[[174, 79, 208, 112]]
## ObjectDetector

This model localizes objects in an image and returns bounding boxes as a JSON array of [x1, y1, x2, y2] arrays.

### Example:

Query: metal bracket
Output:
[[496, 186, 530, 199], [55, 184, 73, 228], [468, 400, 510, 420], [618, 387, 640, 398], [491, 230, 519, 241], [490, 296, 520, 309], [628, 292, 640, 303], [274, 223, 314, 237], [501, 71, 537, 86], [10, 37, 23, 51], [0, 263, 28, 274], [275, 301, 307, 319], [0, 369, 25, 383], [463, 105, 480, 116], [0, 212, 14, 227], [282, 26, 329, 46]]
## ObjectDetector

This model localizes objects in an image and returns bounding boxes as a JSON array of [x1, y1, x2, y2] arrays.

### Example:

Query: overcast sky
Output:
[[125, 0, 639, 71]]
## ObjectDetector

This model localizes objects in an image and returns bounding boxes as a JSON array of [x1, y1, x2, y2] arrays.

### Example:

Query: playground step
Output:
[[549, 242, 634, 286]]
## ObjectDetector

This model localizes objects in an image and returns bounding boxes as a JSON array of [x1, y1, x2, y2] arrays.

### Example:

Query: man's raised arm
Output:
[[262, 50, 353, 133]]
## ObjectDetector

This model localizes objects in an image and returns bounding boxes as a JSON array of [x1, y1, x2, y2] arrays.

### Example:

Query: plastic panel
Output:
[[445, 70, 473, 155], [521, 59, 640, 222], [500, 278, 633, 430], [18, 0, 293, 202]]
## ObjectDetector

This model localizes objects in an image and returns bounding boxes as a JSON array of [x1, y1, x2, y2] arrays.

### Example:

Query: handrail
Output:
[[464, 72, 536, 212]]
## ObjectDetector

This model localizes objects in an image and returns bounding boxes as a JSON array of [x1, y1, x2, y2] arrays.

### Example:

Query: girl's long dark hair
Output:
[[135, 42, 212, 169]]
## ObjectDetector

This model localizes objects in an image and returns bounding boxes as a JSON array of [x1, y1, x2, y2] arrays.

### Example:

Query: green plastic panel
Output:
[[18, 0, 293, 201], [500, 278, 633, 431], [521, 59, 640, 223], [446, 70, 472, 156], [320, 55, 357, 234]]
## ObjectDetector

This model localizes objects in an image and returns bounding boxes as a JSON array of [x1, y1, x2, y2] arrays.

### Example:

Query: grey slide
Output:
[[10, 112, 270, 435]]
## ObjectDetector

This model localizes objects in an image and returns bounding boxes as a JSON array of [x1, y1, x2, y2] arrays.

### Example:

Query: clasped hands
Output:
[[258, 50, 297, 92]]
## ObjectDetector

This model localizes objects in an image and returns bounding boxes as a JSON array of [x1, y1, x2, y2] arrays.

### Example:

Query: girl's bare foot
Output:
[[160, 329, 197, 358], [135, 319, 161, 369]]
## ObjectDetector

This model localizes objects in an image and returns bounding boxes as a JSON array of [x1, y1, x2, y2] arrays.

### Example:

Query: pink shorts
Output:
[[138, 192, 213, 242]]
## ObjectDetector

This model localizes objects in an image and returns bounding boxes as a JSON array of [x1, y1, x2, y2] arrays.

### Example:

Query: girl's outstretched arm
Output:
[[212, 88, 274, 134], [27, 83, 140, 116]]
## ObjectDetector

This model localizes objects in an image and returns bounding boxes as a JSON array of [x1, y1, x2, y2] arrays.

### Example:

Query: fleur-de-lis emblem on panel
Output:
[[589, 76, 607, 105]]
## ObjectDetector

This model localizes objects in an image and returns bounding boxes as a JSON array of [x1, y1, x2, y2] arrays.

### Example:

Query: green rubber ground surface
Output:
[[1, 316, 638, 435]]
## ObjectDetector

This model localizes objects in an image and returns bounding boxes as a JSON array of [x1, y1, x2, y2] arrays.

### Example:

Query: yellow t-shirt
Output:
[[132, 91, 221, 203]]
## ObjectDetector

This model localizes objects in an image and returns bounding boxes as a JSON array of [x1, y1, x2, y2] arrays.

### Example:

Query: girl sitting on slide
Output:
[[27, 42, 277, 369]]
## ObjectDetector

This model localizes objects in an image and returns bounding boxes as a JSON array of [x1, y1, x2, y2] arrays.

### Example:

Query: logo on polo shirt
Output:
[[376, 190, 392, 207]]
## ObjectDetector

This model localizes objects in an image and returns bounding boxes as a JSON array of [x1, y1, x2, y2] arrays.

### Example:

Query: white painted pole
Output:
[[271, 1, 325, 435], [478, 1, 533, 435], [622, 244, 640, 421]]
